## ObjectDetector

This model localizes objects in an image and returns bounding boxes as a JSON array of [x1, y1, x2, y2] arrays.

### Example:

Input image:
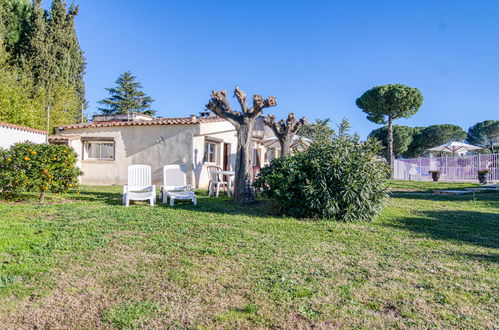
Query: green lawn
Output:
[[0, 181, 497, 328]]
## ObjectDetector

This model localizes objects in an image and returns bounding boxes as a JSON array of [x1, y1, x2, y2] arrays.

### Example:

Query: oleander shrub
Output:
[[254, 133, 390, 221], [0, 142, 83, 202]]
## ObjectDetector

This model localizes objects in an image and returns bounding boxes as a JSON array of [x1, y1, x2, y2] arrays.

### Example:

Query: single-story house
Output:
[[0, 121, 47, 149], [49, 112, 287, 188]]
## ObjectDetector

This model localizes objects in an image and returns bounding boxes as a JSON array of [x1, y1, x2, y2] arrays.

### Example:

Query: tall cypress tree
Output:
[[16, 0, 86, 130], [0, 0, 31, 60], [47, 0, 85, 106], [98, 71, 155, 115]]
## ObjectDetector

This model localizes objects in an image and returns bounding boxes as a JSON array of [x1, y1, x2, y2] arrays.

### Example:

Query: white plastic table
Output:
[[222, 171, 235, 197]]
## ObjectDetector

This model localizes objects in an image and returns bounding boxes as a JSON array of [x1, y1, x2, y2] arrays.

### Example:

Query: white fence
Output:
[[394, 154, 499, 182]]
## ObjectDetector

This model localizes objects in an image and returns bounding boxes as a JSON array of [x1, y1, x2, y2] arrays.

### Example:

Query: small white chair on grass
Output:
[[160, 165, 196, 206], [123, 165, 156, 207]]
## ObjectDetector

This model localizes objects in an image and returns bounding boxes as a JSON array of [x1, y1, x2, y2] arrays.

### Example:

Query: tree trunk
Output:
[[387, 116, 394, 177], [264, 113, 307, 157], [280, 139, 292, 156], [39, 190, 45, 203], [233, 122, 255, 203]]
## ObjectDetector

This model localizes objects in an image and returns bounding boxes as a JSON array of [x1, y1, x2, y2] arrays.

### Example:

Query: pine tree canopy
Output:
[[98, 71, 155, 115]]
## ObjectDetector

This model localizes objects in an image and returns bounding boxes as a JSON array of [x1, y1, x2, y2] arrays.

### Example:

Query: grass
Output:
[[0, 181, 497, 328]]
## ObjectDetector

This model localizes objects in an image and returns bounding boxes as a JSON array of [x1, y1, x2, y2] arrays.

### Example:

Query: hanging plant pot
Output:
[[477, 170, 491, 185], [429, 170, 441, 182]]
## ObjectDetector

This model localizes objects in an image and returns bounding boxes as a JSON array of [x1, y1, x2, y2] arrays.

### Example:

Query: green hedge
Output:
[[255, 135, 390, 221]]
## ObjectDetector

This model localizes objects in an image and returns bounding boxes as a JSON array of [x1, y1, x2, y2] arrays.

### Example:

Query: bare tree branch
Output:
[[264, 112, 307, 155], [233, 87, 248, 113], [205, 90, 242, 126]]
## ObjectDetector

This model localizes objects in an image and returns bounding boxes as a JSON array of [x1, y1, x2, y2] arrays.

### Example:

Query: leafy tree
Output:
[[368, 125, 416, 158], [406, 124, 466, 157], [0, 142, 82, 203], [356, 84, 423, 173], [298, 118, 334, 141], [98, 71, 155, 115], [0, 0, 31, 58], [0, 0, 86, 131], [467, 120, 499, 153]]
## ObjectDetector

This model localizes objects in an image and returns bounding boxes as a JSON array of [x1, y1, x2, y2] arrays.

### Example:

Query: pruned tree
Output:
[[206, 87, 277, 204], [264, 113, 307, 156]]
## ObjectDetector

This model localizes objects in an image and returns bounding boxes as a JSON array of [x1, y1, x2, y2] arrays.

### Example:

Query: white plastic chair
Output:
[[122, 165, 156, 207], [207, 165, 229, 197], [160, 165, 196, 206]]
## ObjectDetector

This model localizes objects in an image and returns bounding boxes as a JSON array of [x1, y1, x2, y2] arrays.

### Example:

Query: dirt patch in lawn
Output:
[[0, 233, 266, 328]]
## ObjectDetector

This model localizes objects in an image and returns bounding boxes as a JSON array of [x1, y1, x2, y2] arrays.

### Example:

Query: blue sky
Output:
[[70, 0, 498, 138]]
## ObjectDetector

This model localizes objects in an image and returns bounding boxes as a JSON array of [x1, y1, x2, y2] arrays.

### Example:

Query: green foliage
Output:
[[355, 84, 423, 124], [255, 128, 390, 221], [0, 0, 85, 130], [0, 142, 82, 202], [298, 118, 335, 141], [406, 124, 467, 157], [0, 0, 31, 57], [467, 120, 499, 153], [368, 125, 417, 158], [98, 71, 155, 115]]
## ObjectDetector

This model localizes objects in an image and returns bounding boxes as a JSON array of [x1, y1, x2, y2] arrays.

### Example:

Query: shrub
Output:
[[255, 133, 390, 221], [0, 142, 83, 202]]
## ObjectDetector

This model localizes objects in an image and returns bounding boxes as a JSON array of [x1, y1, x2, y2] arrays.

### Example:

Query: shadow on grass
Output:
[[387, 209, 499, 249], [390, 191, 499, 206], [457, 252, 499, 263], [73, 189, 273, 218]]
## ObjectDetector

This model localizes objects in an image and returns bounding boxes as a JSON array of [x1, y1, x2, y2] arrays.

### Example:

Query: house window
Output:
[[84, 141, 115, 160], [204, 141, 218, 164], [267, 147, 277, 163]]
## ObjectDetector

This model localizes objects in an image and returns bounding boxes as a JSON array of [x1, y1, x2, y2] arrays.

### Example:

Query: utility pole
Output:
[[45, 104, 51, 143], [81, 103, 84, 124]]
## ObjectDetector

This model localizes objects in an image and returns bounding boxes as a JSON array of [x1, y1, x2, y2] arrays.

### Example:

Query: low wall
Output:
[[0, 122, 47, 149]]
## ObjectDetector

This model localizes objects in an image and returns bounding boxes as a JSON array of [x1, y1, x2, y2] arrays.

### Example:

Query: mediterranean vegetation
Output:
[[255, 122, 389, 220], [0, 142, 82, 202], [97, 71, 155, 116], [367, 121, 498, 158], [0, 0, 85, 131], [356, 84, 424, 169], [0, 181, 497, 328]]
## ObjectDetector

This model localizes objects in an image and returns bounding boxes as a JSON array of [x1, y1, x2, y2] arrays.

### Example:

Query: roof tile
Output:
[[59, 116, 225, 130]]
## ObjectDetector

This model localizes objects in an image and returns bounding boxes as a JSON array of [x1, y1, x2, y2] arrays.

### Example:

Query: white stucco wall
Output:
[[193, 120, 238, 188], [0, 123, 47, 149], [58, 120, 239, 188]]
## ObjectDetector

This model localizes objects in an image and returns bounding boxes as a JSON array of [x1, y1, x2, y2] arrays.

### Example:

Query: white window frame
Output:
[[83, 140, 115, 161], [204, 141, 219, 164]]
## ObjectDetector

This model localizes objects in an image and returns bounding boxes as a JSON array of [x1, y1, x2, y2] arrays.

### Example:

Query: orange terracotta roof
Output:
[[59, 116, 226, 130], [48, 134, 80, 142], [0, 121, 47, 135]]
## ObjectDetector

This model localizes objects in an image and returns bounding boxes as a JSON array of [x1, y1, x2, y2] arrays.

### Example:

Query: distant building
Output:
[[0, 121, 47, 149]]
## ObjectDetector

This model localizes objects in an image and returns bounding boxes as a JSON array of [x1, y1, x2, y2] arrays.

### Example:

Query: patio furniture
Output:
[[222, 170, 235, 197], [123, 164, 156, 207], [160, 164, 196, 206], [207, 165, 230, 197]]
